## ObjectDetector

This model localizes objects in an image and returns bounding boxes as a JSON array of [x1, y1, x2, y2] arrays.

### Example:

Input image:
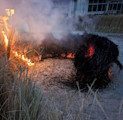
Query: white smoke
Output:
[[0, 0, 74, 41]]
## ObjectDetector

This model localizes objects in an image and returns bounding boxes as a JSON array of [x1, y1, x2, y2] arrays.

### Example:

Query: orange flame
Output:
[[2, 16, 9, 31], [85, 44, 95, 58], [2, 30, 34, 66], [2, 31, 8, 51], [13, 51, 34, 66], [1, 10, 34, 66], [67, 53, 75, 59]]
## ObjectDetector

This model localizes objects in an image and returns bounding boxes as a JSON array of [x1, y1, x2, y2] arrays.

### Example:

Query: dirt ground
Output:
[[28, 35, 123, 120]]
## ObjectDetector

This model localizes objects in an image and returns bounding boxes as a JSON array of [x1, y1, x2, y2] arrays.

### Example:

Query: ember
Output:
[[40, 34, 83, 60], [74, 34, 123, 89], [85, 44, 95, 58]]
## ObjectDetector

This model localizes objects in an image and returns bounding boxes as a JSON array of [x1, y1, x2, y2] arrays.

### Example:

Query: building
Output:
[[73, 0, 123, 16]]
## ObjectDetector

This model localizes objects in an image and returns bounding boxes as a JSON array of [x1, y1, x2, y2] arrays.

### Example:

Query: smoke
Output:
[[0, 0, 74, 42]]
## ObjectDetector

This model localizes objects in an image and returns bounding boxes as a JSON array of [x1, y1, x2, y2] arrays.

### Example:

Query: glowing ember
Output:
[[2, 31, 8, 51], [108, 68, 113, 78], [61, 53, 66, 58], [13, 51, 34, 66], [85, 44, 95, 58], [67, 53, 75, 59]]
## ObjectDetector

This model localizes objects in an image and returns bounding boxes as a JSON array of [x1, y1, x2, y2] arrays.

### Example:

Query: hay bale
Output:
[[74, 34, 123, 89]]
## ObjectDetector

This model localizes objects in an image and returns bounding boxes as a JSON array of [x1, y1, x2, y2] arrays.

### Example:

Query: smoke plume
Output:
[[0, 0, 74, 42]]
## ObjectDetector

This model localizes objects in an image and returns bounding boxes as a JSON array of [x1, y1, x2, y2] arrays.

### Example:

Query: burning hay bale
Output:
[[40, 33, 83, 60], [74, 34, 123, 89]]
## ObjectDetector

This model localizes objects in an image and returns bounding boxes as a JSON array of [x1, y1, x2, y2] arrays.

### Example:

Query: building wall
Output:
[[75, 0, 89, 16]]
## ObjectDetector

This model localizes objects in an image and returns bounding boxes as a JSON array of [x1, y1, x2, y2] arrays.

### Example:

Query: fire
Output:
[[13, 51, 34, 66], [2, 31, 34, 66], [85, 44, 95, 58], [1, 16, 9, 31], [1, 9, 34, 66], [2, 31, 8, 51], [61, 53, 75, 59], [67, 53, 75, 59]]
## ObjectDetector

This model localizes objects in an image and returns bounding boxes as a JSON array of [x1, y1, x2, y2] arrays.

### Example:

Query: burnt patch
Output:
[[40, 33, 83, 59], [74, 34, 123, 89]]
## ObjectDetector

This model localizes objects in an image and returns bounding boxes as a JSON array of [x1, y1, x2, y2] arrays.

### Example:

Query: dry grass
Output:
[[77, 14, 123, 33], [95, 14, 123, 33], [0, 59, 62, 120], [0, 33, 63, 120]]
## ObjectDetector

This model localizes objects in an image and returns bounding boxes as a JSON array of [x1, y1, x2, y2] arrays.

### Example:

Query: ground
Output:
[[29, 34, 123, 120]]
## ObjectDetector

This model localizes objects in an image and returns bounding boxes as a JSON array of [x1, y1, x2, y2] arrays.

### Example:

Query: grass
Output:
[[0, 60, 62, 120], [95, 14, 123, 33], [77, 14, 123, 33]]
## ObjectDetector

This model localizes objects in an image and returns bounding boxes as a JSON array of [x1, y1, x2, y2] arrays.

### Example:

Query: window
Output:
[[117, 4, 121, 10], [94, 0, 98, 3], [88, 5, 93, 11], [98, 4, 102, 11], [89, 0, 93, 3], [93, 5, 97, 11], [88, 0, 107, 12], [102, 4, 106, 11], [88, 0, 123, 13], [109, 4, 112, 10], [113, 4, 117, 10]]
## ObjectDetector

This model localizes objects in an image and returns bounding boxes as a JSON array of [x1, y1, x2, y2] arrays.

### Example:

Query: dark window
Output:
[[99, 0, 102, 3], [113, 4, 117, 10], [88, 5, 93, 11], [117, 4, 121, 10], [102, 4, 106, 11], [89, 0, 93, 3], [98, 4, 102, 11], [99, 0, 105, 3], [94, 0, 98, 3], [93, 5, 97, 11], [109, 4, 112, 10]]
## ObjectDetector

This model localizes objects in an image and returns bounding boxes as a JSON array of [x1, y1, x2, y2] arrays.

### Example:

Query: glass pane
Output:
[[109, 4, 112, 10], [88, 5, 92, 11], [113, 4, 117, 10], [98, 4, 102, 11], [117, 4, 121, 10], [89, 0, 93, 3], [93, 5, 97, 11], [94, 0, 98, 3], [102, 4, 106, 11], [99, 0, 105, 3]]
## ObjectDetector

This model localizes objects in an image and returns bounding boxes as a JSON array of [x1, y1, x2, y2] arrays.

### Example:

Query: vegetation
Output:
[[95, 14, 123, 33], [77, 14, 123, 33]]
